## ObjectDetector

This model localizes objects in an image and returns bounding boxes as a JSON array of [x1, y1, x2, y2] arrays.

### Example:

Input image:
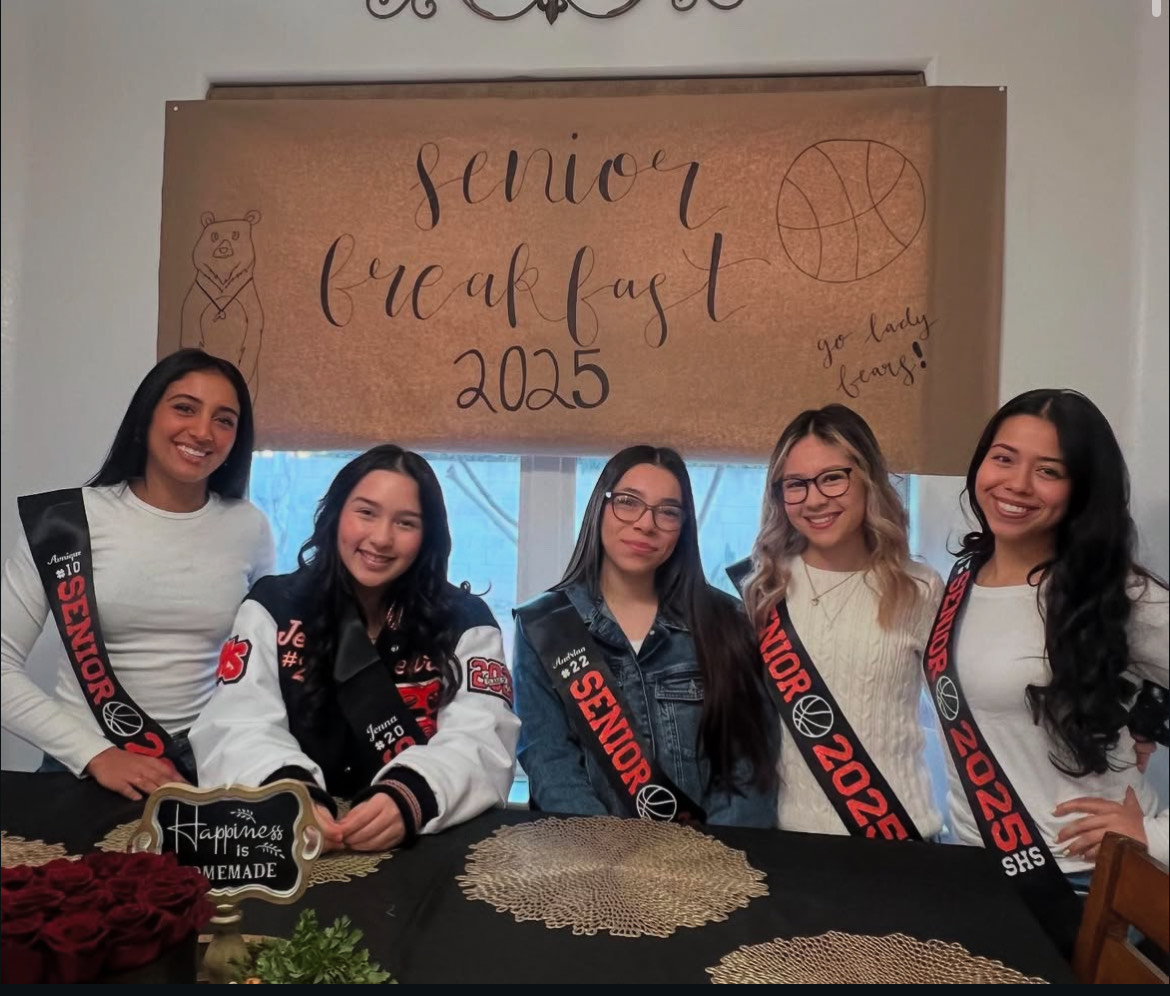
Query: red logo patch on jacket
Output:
[[468, 657, 513, 706], [398, 679, 441, 739], [216, 636, 252, 685]]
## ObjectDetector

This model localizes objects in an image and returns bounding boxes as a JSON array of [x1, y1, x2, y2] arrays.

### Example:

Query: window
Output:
[[252, 451, 952, 820]]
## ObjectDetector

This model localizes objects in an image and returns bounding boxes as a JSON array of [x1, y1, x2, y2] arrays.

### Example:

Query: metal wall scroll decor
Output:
[[366, 1, 745, 26]]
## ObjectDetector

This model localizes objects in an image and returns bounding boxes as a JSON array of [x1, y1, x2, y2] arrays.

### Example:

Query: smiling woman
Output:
[[740, 404, 943, 841], [0, 349, 275, 800], [139, 370, 244, 511], [190, 445, 521, 852], [940, 389, 1168, 882]]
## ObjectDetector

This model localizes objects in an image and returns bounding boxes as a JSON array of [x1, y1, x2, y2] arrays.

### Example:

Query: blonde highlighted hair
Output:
[[743, 404, 924, 631]]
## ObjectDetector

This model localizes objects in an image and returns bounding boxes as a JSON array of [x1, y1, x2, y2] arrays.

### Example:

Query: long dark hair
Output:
[[559, 445, 774, 791], [88, 348, 254, 499], [296, 445, 460, 713], [960, 388, 1158, 776]]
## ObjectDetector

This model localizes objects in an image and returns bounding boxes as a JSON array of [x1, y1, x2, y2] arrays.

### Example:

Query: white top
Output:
[[776, 557, 945, 837], [947, 578, 1170, 871], [1, 483, 275, 774]]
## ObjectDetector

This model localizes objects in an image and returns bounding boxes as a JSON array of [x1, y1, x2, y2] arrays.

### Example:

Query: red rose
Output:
[[0, 937, 45, 984], [104, 903, 168, 973], [82, 851, 131, 879], [0, 911, 44, 941], [105, 875, 143, 902], [144, 872, 208, 913], [1, 883, 65, 920], [0, 865, 39, 891], [142, 879, 204, 945], [59, 885, 115, 914], [187, 891, 215, 932], [40, 857, 95, 893], [41, 910, 109, 984], [120, 851, 176, 877]]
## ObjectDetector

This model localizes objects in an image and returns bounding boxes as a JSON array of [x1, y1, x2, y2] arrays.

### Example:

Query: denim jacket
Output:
[[513, 582, 776, 827]]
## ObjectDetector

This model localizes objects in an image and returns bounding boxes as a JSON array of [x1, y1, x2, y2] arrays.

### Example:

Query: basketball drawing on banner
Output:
[[776, 140, 925, 283], [180, 210, 264, 400]]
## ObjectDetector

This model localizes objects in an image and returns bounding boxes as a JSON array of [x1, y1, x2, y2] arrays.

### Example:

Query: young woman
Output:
[[191, 445, 520, 851], [741, 404, 943, 839], [1, 348, 274, 800], [513, 445, 776, 827], [940, 389, 1168, 876]]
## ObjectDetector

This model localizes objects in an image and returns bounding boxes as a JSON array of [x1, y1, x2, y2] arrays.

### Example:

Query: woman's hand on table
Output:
[[85, 746, 185, 801], [313, 803, 345, 853], [339, 793, 405, 851]]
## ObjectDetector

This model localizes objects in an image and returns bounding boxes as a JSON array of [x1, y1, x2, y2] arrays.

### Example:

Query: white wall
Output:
[[2, 0, 1167, 771]]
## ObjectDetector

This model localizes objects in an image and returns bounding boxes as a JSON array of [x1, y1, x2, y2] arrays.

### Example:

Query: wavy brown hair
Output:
[[743, 404, 922, 630]]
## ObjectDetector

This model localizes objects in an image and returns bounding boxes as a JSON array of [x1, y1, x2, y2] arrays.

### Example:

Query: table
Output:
[[1, 771, 1076, 983]]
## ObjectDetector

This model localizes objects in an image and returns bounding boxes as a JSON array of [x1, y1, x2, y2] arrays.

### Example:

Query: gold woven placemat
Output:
[[96, 819, 392, 886], [0, 831, 76, 867], [457, 815, 768, 938], [706, 931, 1049, 984]]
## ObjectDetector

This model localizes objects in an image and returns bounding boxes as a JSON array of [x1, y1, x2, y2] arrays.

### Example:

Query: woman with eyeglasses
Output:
[[739, 405, 944, 839], [512, 445, 776, 826]]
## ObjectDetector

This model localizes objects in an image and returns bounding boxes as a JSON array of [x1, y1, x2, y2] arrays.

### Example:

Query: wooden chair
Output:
[[1073, 832, 1169, 984]]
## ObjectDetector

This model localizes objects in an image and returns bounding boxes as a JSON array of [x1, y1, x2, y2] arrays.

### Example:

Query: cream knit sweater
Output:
[[775, 556, 944, 837]]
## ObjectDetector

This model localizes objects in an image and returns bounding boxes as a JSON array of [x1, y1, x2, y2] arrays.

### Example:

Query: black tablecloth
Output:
[[1, 771, 1076, 983]]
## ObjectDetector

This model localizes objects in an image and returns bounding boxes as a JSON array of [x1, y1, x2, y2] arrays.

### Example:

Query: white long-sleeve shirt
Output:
[[947, 577, 1169, 871], [1, 483, 274, 774], [776, 558, 945, 838]]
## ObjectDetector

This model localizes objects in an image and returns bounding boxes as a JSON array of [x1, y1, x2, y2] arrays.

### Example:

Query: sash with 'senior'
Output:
[[922, 555, 1082, 956], [18, 488, 193, 780], [727, 558, 920, 841], [516, 591, 705, 823]]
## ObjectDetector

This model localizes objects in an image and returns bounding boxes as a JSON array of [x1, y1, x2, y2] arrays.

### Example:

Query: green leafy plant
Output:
[[234, 909, 394, 984]]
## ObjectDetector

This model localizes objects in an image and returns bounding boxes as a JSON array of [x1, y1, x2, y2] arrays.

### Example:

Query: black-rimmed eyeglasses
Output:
[[772, 467, 854, 505], [605, 491, 687, 531]]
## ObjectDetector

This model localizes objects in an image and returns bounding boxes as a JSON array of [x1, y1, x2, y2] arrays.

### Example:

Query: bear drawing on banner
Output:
[[180, 210, 264, 399]]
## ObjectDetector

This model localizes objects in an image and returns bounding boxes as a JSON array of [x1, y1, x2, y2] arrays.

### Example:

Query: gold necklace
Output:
[[802, 559, 861, 606]]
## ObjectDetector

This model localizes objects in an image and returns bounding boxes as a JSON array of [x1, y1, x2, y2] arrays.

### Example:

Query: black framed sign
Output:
[[129, 780, 323, 904]]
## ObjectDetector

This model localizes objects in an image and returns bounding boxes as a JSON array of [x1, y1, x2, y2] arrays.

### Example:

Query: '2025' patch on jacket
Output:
[[468, 657, 513, 706]]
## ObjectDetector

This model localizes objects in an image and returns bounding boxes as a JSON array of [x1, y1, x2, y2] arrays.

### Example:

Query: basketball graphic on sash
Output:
[[935, 676, 960, 722], [775, 140, 925, 283], [792, 694, 834, 739], [635, 784, 679, 822], [102, 701, 145, 738]]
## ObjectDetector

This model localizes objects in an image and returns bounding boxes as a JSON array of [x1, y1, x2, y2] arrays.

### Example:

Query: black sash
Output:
[[17, 488, 194, 781], [331, 603, 431, 781], [726, 559, 920, 841], [515, 591, 705, 823], [923, 555, 1082, 956]]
